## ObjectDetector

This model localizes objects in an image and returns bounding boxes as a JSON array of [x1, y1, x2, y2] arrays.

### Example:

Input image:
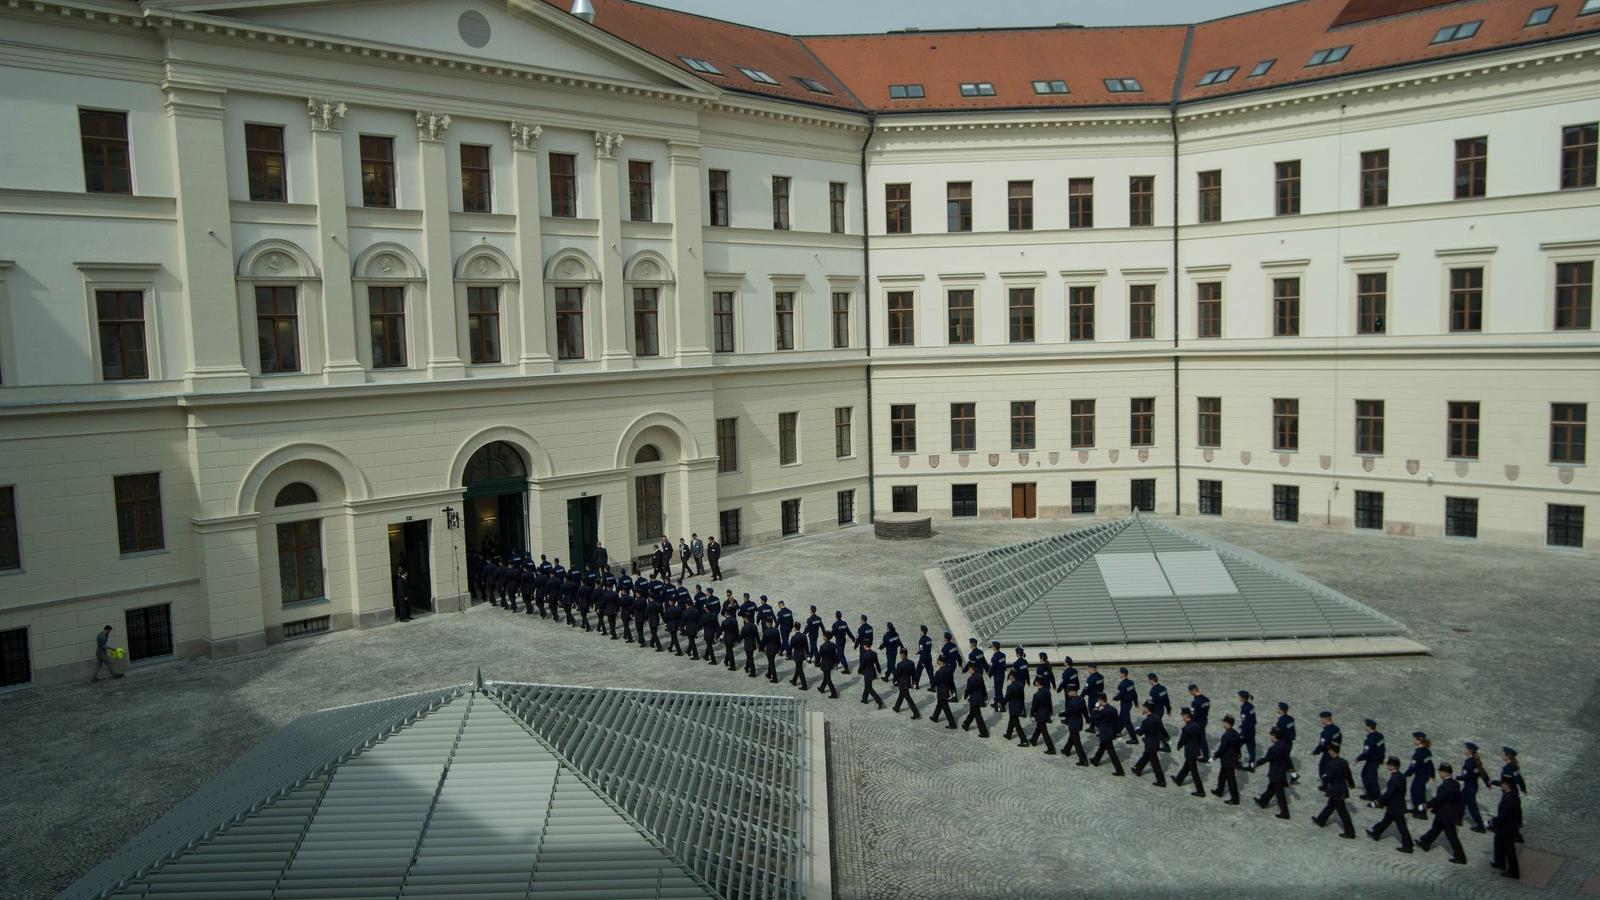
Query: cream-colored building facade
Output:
[[0, 0, 1596, 686]]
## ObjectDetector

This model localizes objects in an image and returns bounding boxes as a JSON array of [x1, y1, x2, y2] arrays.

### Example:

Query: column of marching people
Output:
[[467, 548, 1529, 881]]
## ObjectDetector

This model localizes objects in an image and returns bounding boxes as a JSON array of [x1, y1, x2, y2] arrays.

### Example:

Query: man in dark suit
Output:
[[1027, 677, 1057, 754], [787, 621, 808, 690], [1488, 779, 1522, 879], [815, 632, 840, 699], [1367, 757, 1415, 852], [1089, 697, 1125, 775], [761, 619, 782, 683], [1002, 671, 1027, 742], [1173, 708, 1207, 797], [594, 541, 609, 571], [961, 665, 989, 737], [857, 641, 885, 708], [1213, 714, 1243, 804], [1417, 762, 1468, 864], [1131, 702, 1167, 786], [930, 658, 958, 729], [1059, 685, 1089, 765], [892, 654, 921, 718], [1255, 728, 1293, 819], [1311, 743, 1357, 838], [740, 613, 759, 677], [720, 609, 740, 671], [706, 536, 722, 581]]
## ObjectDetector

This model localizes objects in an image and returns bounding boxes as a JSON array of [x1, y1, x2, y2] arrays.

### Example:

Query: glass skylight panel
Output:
[[1431, 20, 1482, 43], [1250, 59, 1276, 77], [678, 55, 721, 75], [1197, 66, 1239, 86], [889, 83, 925, 99], [1525, 5, 1556, 26], [794, 76, 831, 94], [1306, 45, 1351, 66], [1032, 80, 1069, 95], [959, 82, 996, 97], [1103, 78, 1142, 92], [1582, 0, 1600, 15], [737, 66, 779, 85]]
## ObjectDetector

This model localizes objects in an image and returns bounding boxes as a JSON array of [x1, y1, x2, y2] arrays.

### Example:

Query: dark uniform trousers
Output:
[[1418, 820, 1465, 859], [765, 648, 779, 682], [1214, 765, 1241, 803], [818, 664, 838, 698], [1174, 757, 1206, 795], [1062, 727, 1087, 764], [931, 692, 955, 728], [861, 675, 884, 706], [1133, 748, 1166, 784], [893, 684, 921, 717], [1371, 809, 1415, 850], [1091, 734, 1125, 774], [790, 653, 808, 690], [1004, 713, 1025, 741], [962, 701, 989, 736], [1314, 797, 1355, 836], [1028, 719, 1057, 752]]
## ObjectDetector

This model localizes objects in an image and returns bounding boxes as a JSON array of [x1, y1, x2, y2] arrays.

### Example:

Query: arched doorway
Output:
[[462, 441, 528, 558]]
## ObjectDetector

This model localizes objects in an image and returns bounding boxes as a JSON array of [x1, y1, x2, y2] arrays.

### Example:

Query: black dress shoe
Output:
[[1448, 856, 1466, 865], [1395, 846, 1412, 854], [1275, 813, 1291, 820], [1340, 832, 1355, 839]]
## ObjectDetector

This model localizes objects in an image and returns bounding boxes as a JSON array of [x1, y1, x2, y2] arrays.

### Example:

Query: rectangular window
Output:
[[1273, 398, 1299, 451], [80, 109, 131, 195], [368, 286, 407, 368], [778, 412, 798, 466], [1275, 160, 1301, 216], [774, 292, 795, 351], [781, 498, 801, 536], [1273, 277, 1301, 337], [359, 135, 395, 208], [713, 291, 736, 353], [1551, 403, 1587, 464], [832, 292, 851, 349], [125, 603, 173, 662], [1131, 478, 1156, 513], [1071, 480, 1097, 516], [716, 418, 738, 473], [113, 472, 163, 554], [1069, 178, 1095, 228], [245, 123, 287, 203], [1008, 180, 1034, 231], [1069, 286, 1095, 341], [1197, 479, 1223, 516], [96, 290, 148, 381], [950, 402, 976, 452], [632, 287, 659, 357], [1452, 398, 1484, 454], [1561, 123, 1598, 190], [887, 291, 915, 346], [772, 176, 791, 230], [635, 474, 663, 543], [885, 183, 911, 234], [1360, 150, 1389, 208], [1008, 288, 1035, 343], [891, 404, 917, 453], [959, 82, 996, 97], [1455, 137, 1487, 199], [708, 169, 730, 226], [830, 181, 847, 233], [1129, 284, 1155, 339], [1198, 170, 1222, 223], [1357, 272, 1387, 335], [837, 490, 856, 525], [835, 407, 853, 458], [0, 627, 28, 687], [1197, 397, 1222, 448], [1449, 267, 1484, 333], [254, 285, 300, 374], [946, 182, 972, 232], [891, 485, 919, 513], [1445, 497, 1478, 538], [1556, 261, 1593, 330], [1129, 176, 1154, 227], [888, 84, 925, 100], [1011, 401, 1036, 450], [628, 160, 653, 222], [460, 144, 492, 213], [1130, 397, 1155, 447], [467, 286, 500, 364], [276, 519, 324, 604], [1071, 399, 1096, 449], [1356, 399, 1385, 455], [947, 290, 974, 345], [952, 484, 978, 517], [1197, 281, 1223, 338], [0, 486, 18, 571], [1273, 485, 1299, 523], [1354, 490, 1384, 530], [1547, 504, 1585, 548], [719, 509, 742, 547], [555, 287, 584, 360], [549, 152, 577, 217]]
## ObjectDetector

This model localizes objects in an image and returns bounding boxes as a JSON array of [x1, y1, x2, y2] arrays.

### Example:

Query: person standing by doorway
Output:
[[691, 533, 705, 575], [91, 625, 123, 681], [706, 535, 721, 581], [393, 564, 414, 622]]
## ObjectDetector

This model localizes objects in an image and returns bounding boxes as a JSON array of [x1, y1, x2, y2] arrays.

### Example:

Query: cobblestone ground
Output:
[[1, 516, 1596, 899]]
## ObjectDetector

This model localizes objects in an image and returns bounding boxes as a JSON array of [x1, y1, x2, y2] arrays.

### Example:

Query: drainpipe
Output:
[[860, 113, 878, 522], [1171, 26, 1194, 517]]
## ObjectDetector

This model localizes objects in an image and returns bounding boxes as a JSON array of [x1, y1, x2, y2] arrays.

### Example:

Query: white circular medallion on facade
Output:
[[458, 10, 491, 49]]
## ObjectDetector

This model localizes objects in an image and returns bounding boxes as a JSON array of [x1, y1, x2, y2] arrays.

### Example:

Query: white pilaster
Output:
[[669, 141, 711, 364], [306, 97, 365, 385], [417, 110, 465, 380], [594, 131, 631, 370], [510, 121, 554, 373]]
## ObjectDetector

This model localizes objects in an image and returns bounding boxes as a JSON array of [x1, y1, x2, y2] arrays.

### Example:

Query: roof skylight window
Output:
[[1250, 59, 1276, 77], [794, 76, 832, 94], [959, 82, 997, 97], [888, 83, 925, 99], [1032, 80, 1070, 95], [1103, 78, 1143, 92], [737, 66, 779, 85], [1430, 20, 1482, 44], [1306, 45, 1351, 67], [1582, 0, 1600, 15], [1525, 5, 1556, 26], [1197, 66, 1239, 86], [679, 55, 721, 75]]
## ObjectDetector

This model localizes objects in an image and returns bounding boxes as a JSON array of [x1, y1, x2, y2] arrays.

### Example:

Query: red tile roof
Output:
[[1331, 0, 1471, 28]]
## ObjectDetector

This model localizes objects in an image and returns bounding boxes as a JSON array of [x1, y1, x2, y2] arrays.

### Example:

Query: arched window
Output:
[[463, 441, 528, 485], [275, 482, 318, 507], [634, 444, 662, 464]]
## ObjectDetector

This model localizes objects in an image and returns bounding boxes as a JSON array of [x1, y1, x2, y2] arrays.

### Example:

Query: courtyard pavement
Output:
[[2, 515, 1597, 899]]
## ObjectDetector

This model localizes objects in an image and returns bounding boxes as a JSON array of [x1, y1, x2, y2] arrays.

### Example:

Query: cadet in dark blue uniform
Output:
[[1083, 662, 1104, 708], [857, 641, 885, 707], [467, 552, 483, 601], [1274, 702, 1297, 780], [880, 622, 903, 673], [618, 588, 635, 642], [1059, 686, 1088, 765], [720, 609, 739, 671], [787, 621, 809, 690], [964, 638, 987, 679], [1009, 648, 1030, 702], [1027, 677, 1057, 753], [804, 606, 824, 660], [1034, 653, 1056, 693], [1492, 746, 1527, 794], [576, 576, 594, 631], [939, 633, 962, 682], [1238, 691, 1258, 768], [683, 595, 701, 660], [602, 580, 620, 638], [815, 632, 840, 699], [1357, 719, 1386, 802], [1058, 656, 1079, 697], [1311, 743, 1357, 838], [1367, 757, 1415, 852], [1213, 715, 1243, 803], [756, 595, 774, 626], [701, 601, 720, 664], [1090, 697, 1125, 775], [1002, 671, 1027, 742], [1173, 708, 1207, 797], [1460, 742, 1489, 832], [914, 626, 935, 689], [663, 597, 684, 655], [1115, 668, 1139, 744], [1312, 711, 1342, 779], [1255, 728, 1292, 819], [1417, 762, 1467, 863], [1489, 779, 1522, 879], [1131, 702, 1167, 786], [1404, 731, 1435, 818], [644, 590, 663, 650], [961, 665, 989, 737], [989, 642, 1007, 711], [776, 600, 794, 637], [891, 654, 921, 718], [829, 612, 853, 674], [931, 658, 958, 730], [855, 616, 874, 673], [1186, 685, 1211, 759], [740, 614, 760, 676]]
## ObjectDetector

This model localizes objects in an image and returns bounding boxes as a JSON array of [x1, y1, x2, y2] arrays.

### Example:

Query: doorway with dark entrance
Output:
[[387, 520, 432, 618], [462, 441, 529, 559], [567, 496, 600, 572]]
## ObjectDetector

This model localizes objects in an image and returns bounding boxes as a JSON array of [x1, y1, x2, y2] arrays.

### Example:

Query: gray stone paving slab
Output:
[[1, 515, 1596, 900]]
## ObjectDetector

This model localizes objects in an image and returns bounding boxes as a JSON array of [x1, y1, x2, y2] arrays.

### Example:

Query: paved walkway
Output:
[[2, 515, 1596, 899]]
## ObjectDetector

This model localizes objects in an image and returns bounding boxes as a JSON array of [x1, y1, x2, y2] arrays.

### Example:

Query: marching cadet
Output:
[[787, 621, 809, 690], [1173, 708, 1207, 797], [1059, 685, 1089, 765], [757, 595, 774, 626], [931, 658, 959, 730], [880, 623, 904, 674], [939, 632, 962, 681], [1186, 684, 1211, 759], [601, 579, 619, 638], [1255, 728, 1292, 819], [1368, 757, 1415, 852], [1058, 655, 1079, 697], [619, 587, 635, 643], [1312, 710, 1342, 779], [520, 565, 538, 615], [576, 576, 594, 631], [961, 662, 990, 737], [1461, 742, 1490, 832], [988, 641, 1007, 711], [663, 595, 684, 655], [561, 572, 579, 626], [855, 615, 875, 674], [720, 608, 740, 671], [891, 653, 921, 718], [1083, 662, 1104, 708], [1009, 648, 1031, 701], [1034, 652, 1056, 693], [761, 618, 782, 683], [1237, 692, 1258, 770], [684, 595, 701, 660], [1145, 673, 1172, 752], [815, 632, 841, 699], [1002, 671, 1028, 742], [467, 551, 483, 601], [1404, 732, 1436, 818], [1027, 677, 1058, 754], [1492, 746, 1527, 794], [739, 593, 757, 620], [857, 638, 885, 707], [701, 599, 720, 664], [1115, 668, 1140, 744], [1212, 715, 1243, 804], [776, 600, 794, 637], [1357, 719, 1386, 803], [804, 606, 824, 660], [964, 638, 987, 678], [706, 535, 721, 581], [1089, 696, 1126, 775], [829, 612, 853, 674], [1311, 743, 1357, 839], [1417, 762, 1468, 864], [1274, 702, 1298, 780], [1489, 778, 1522, 879], [740, 613, 760, 677], [643, 590, 663, 651], [1131, 702, 1168, 787], [914, 626, 935, 689]]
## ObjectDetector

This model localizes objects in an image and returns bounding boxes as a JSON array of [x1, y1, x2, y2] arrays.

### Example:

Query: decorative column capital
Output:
[[306, 97, 347, 133], [593, 130, 624, 159], [415, 110, 452, 143], [509, 120, 543, 152]]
